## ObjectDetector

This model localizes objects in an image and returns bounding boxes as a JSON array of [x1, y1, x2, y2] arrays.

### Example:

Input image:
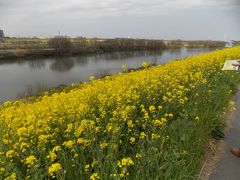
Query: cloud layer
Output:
[[1, 0, 239, 17], [0, 0, 239, 39]]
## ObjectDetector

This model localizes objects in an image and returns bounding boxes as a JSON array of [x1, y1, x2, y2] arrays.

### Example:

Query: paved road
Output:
[[210, 91, 240, 180]]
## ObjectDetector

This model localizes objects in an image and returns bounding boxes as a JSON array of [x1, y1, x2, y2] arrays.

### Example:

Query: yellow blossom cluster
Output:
[[0, 46, 240, 179], [48, 163, 62, 177], [25, 155, 37, 167]]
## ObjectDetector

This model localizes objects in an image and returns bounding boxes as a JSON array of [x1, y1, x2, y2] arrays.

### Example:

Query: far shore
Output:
[[0, 37, 229, 60]]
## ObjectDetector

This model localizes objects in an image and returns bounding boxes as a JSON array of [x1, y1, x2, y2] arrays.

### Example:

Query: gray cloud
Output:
[[0, 0, 239, 39], [209, 0, 240, 6], [1, 0, 239, 17]]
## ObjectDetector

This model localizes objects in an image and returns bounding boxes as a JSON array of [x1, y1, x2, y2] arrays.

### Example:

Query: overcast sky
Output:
[[0, 0, 239, 40]]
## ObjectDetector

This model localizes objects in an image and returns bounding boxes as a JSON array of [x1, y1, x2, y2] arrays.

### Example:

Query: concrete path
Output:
[[210, 90, 240, 180]]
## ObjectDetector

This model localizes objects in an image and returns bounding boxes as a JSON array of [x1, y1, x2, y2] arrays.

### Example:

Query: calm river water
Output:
[[0, 48, 216, 103]]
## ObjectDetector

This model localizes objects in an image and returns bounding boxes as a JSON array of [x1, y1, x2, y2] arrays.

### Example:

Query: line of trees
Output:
[[91, 38, 166, 51], [48, 37, 167, 56]]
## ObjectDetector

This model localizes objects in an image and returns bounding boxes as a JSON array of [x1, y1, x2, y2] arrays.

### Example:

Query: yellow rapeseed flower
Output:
[[25, 155, 37, 167], [90, 173, 100, 180], [140, 132, 147, 139], [130, 137, 136, 144], [48, 163, 62, 177], [149, 105, 156, 113], [141, 61, 149, 68], [6, 150, 15, 158]]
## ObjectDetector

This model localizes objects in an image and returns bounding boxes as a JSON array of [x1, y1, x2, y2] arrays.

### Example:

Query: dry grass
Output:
[[198, 84, 240, 180]]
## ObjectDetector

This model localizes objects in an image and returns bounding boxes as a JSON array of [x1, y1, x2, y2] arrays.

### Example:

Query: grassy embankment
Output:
[[0, 37, 225, 60], [0, 47, 240, 179]]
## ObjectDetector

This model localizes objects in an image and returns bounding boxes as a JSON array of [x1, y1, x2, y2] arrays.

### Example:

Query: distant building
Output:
[[0, 29, 4, 42], [225, 40, 233, 48]]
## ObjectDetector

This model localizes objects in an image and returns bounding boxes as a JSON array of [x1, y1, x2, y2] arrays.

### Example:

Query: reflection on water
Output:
[[29, 60, 46, 70], [0, 47, 216, 102], [50, 58, 75, 72]]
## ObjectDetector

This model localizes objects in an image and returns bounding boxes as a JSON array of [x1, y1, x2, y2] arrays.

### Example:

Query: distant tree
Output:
[[48, 36, 73, 56]]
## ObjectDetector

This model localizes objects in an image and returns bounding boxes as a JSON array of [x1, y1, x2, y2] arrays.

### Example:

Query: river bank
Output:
[[0, 47, 218, 103], [0, 37, 226, 60]]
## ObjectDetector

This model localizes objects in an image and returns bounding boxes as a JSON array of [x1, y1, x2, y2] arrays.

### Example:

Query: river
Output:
[[0, 47, 217, 103]]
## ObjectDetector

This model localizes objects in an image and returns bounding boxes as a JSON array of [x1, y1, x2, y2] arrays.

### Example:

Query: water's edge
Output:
[[0, 48, 218, 103]]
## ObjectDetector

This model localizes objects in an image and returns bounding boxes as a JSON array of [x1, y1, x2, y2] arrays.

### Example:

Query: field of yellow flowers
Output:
[[1, 47, 240, 179]]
